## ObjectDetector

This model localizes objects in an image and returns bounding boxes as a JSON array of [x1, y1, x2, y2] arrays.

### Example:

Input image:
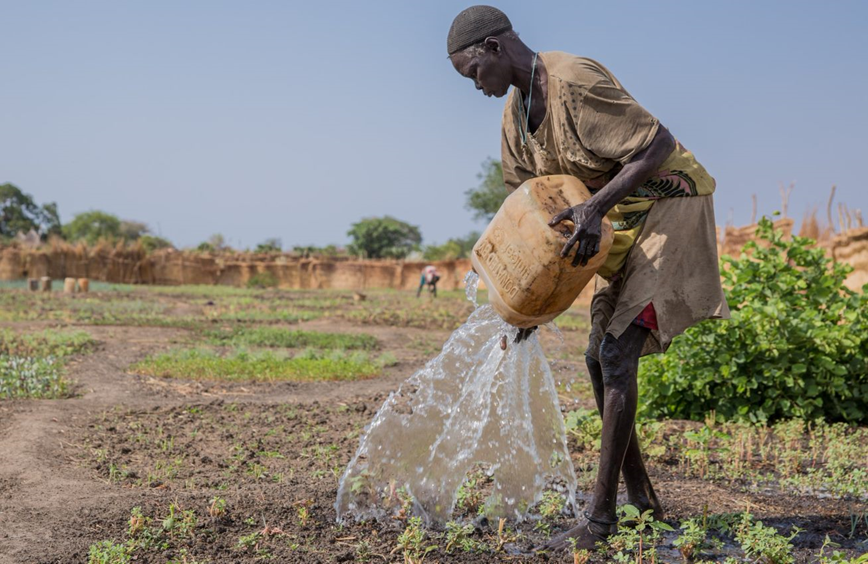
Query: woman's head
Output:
[[448, 5, 520, 98]]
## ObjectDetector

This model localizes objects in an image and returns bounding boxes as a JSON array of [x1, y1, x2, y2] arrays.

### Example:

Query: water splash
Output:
[[336, 273, 577, 526], [464, 270, 479, 307]]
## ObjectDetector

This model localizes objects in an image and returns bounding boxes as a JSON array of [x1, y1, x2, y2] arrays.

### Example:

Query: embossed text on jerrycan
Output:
[[471, 175, 614, 328]]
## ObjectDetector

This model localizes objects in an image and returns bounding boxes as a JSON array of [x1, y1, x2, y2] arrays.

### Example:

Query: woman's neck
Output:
[[512, 48, 548, 132]]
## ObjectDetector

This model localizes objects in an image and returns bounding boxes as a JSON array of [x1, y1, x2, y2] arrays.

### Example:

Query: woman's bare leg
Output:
[[586, 354, 662, 516], [543, 324, 651, 551]]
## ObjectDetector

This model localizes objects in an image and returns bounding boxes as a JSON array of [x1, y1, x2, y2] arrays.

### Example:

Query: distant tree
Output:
[[292, 244, 341, 258], [63, 211, 122, 244], [118, 220, 150, 241], [423, 231, 480, 261], [196, 233, 227, 253], [0, 183, 62, 239], [138, 234, 174, 252], [347, 216, 422, 259], [464, 158, 508, 222], [255, 238, 282, 253]]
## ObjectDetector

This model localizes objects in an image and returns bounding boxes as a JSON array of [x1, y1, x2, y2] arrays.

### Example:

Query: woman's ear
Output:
[[484, 36, 501, 53]]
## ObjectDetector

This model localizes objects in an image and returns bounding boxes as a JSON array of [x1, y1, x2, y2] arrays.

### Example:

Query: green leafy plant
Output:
[[444, 521, 485, 553], [392, 516, 438, 564], [534, 491, 567, 536], [566, 539, 591, 564], [734, 511, 800, 564], [606, 504, 674, 563], [673, 518, 710, 562], [564, 408, 603, 452], [87, 540, 130, 564], [640, 217, 868, 423], [816, 535, 868, 563], [208, 497, 226, 518]]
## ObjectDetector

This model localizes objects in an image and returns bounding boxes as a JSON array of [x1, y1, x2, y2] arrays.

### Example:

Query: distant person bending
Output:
[[447, 6, 730, 551], [417, 265, 441, 298]]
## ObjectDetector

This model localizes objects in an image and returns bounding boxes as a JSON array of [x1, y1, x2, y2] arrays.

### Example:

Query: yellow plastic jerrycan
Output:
[[471, 175, 614, 328]]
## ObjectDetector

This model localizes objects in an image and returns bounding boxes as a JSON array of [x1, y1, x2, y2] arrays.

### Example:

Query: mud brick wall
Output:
[[830, 226, 868, 291], [2, 225, 867, 293], [0, 246, 476, 292]]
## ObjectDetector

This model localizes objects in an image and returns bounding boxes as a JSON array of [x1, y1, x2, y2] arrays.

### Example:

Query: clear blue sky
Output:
[[2, 1, 866, 249]]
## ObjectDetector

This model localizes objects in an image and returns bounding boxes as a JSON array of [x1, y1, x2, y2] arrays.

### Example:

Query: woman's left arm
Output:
[[549, 126, 676, 267]]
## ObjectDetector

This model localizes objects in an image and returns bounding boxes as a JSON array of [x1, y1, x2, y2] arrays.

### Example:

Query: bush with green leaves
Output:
[[640, 217, 868, 423], [246, 271, 279, 289]]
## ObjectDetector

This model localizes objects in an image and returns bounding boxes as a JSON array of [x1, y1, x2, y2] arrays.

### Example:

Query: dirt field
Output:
[[0, 283, 865, 563]]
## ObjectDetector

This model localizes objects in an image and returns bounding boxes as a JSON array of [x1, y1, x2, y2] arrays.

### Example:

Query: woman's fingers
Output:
[[572, 237, 589, 267], [548, 208, 573, 227], [560, 230, 581, 258], [512, 326, 539, 343]]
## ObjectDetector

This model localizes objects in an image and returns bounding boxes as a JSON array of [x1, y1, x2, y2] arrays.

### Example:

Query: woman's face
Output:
[[451, 45, 511, 98]]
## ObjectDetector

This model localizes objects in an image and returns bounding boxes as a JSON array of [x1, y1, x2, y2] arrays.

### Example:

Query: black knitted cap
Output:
[[447, 5, 512, 55]]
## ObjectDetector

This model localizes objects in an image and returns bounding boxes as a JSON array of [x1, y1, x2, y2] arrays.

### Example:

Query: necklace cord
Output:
[[520, 52, 538, 146]]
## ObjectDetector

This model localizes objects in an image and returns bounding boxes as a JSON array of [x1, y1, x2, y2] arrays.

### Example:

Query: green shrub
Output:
[[246, 272, 279, 289], [639, 217, 868, 423]]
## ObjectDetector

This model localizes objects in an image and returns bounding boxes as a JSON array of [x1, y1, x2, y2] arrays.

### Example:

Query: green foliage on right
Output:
[[464, 158, 508, 222], [347, 216, 422, 259], [640, 217, 868, 423]]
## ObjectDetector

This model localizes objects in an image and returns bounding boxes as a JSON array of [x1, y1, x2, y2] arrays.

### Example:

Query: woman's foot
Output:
[[537, 514, 614, 553], [627, 490, 664, 520]]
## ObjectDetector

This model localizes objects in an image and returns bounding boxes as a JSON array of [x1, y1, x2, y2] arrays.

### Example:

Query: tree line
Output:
[[0, 160, 508, 259]]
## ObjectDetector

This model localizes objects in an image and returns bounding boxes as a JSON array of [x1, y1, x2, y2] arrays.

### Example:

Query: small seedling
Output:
[[87, 540, 130, 564], [208, 497, 226, 518], [567, 539, 590, 564], [444, 521, 484, 553], [392, 516, 438, 564]]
